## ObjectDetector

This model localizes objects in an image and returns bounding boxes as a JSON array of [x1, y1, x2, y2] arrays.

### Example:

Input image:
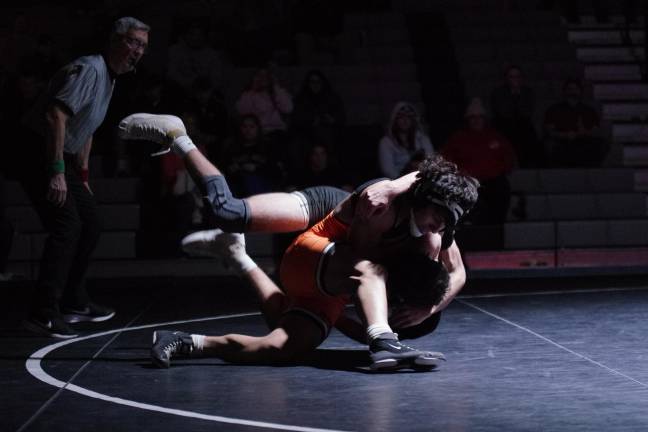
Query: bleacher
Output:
[[2, 1, 647, 281]]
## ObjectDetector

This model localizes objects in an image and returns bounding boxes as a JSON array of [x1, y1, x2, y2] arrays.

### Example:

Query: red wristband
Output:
[[80, 168, 89, 182]]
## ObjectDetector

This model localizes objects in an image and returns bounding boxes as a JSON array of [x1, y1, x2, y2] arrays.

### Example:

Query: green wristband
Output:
[[51, 159, 65, 174]]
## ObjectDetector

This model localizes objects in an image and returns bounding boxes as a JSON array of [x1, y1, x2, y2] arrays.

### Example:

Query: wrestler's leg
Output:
[[200, 312, 323, 364], [246, 192, 309, 232], [151, 312, 323, 367], [243, 266, 288, 329]]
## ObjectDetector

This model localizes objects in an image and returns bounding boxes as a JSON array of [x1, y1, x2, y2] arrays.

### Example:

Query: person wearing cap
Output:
[[13, 17, 150, 339], [442, 97, 516, 224], [117, 113, 479, 370]]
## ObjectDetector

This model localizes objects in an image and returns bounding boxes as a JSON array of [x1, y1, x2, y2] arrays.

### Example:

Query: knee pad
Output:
[[202, 175, 250, 232]]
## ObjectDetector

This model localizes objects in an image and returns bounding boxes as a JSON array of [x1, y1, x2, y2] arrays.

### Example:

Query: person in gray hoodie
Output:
[[378, 101, 434, 179]]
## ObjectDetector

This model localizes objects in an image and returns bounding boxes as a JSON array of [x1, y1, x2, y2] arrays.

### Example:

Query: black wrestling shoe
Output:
[[61, 302, 115, 323], [369, 332, 445, 370], [23, 310, 78, 339], [151, 330, 194, 368]]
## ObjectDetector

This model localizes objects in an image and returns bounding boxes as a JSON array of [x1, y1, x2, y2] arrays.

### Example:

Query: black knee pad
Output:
[[202, 175, 250, 232]]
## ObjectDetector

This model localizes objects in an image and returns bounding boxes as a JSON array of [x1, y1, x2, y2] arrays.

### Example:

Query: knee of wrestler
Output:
[[204, 197, 247, 232], [260, 328, 303, 362], [202, 176, 248, 233]]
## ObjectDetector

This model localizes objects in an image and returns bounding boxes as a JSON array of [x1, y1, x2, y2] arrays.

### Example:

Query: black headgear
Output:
[[411, 181, 467, 227]]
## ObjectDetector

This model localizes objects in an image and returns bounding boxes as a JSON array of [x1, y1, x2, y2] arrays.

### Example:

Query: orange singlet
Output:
[[279, 211, 351, 337]]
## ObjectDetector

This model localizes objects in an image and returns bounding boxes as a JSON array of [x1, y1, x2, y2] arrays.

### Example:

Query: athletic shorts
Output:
[[294, 186, 350, 227], [279, 212, 351, 339]]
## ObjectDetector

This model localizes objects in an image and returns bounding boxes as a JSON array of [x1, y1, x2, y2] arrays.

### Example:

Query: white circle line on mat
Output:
[[25, 313, 352, 432]]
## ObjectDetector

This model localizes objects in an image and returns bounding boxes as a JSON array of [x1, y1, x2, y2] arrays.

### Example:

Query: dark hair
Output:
[[409, 155, 480, 226], [298, 69, 333, 97], [387, 253, 449, 307]]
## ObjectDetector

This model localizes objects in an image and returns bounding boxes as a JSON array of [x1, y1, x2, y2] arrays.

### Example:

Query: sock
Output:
[[191, 334, 205, 352], [172, 135, 197, 157], [230, 249, 258, 273], [366, 323, 393, 344]]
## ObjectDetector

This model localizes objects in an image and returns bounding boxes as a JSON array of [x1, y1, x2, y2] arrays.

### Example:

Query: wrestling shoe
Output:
[[118, 113, 193, 156], [181, 229, 255, 273], [23, 309, 78, 339], [151, 330, 194, 368], [61, 302, 116, 323], [369, 332, 445, 371]]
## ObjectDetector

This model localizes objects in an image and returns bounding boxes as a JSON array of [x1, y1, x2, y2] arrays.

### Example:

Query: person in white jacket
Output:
[[378, 102, 434, 179]]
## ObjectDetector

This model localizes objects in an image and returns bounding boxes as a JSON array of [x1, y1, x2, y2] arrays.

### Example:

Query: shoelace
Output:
[[163, 336, 194, 357], [163, 340, 182, 358]]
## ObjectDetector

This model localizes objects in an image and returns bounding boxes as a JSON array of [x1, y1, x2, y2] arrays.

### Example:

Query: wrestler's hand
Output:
[[389, 303, 432, 328], [355, 180, 394, 219], [47, 173, 67, 207]]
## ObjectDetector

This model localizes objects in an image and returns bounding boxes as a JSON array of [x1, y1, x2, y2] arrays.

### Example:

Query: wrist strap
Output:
[[51, 160, 65, 175], [80, 168, 89, 182]]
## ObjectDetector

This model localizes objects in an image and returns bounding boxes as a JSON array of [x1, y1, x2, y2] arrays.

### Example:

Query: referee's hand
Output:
[[47, 173, 67, 207]]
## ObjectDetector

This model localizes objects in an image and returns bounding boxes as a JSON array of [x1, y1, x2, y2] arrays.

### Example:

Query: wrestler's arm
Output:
[[430, 241, 465, 314], [355, 171, 419, 218]]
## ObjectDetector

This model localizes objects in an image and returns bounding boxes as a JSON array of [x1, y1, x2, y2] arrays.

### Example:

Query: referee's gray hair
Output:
[[111, 17, 150, 38]]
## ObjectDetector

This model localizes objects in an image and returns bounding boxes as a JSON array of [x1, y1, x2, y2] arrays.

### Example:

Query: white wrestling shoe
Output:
[[118, 113, 194, 156], [181, 229, 256, 273]]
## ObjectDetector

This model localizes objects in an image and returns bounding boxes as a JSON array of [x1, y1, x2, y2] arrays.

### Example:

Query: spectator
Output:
[[236, 66, 293, 169], [292, 69, 346, 158], [442, 98, 516, 225], [378, 102, 434, 179], [544, 78, 608, 167], [221, 114, 282, 196], [491, 65, 543, 168], [291, 143, 351, 191]]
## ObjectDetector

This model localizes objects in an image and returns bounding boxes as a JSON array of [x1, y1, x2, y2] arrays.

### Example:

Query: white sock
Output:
[[366, 323, 393, 343], [234, 253, 258, 273], [191, 334, 205, 352], [227, 237, 258, 273], [172, 135, 197, 157]]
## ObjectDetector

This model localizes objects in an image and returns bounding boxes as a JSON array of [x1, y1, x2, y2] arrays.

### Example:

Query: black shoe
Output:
[[151, 330, 194, 368], [61, 302, 115, 323], [369, 332, 445, 370], [23, 311, 79, 339]]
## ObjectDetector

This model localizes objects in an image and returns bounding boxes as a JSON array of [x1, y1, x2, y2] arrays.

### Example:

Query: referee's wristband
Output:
[[50, 160, 65, 175]]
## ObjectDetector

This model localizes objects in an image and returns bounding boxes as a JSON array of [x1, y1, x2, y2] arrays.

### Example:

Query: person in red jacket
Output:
[[442, 98, 516, 224]]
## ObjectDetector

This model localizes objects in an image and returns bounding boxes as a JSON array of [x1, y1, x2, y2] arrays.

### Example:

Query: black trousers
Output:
[[17, 145, 102, 313]]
